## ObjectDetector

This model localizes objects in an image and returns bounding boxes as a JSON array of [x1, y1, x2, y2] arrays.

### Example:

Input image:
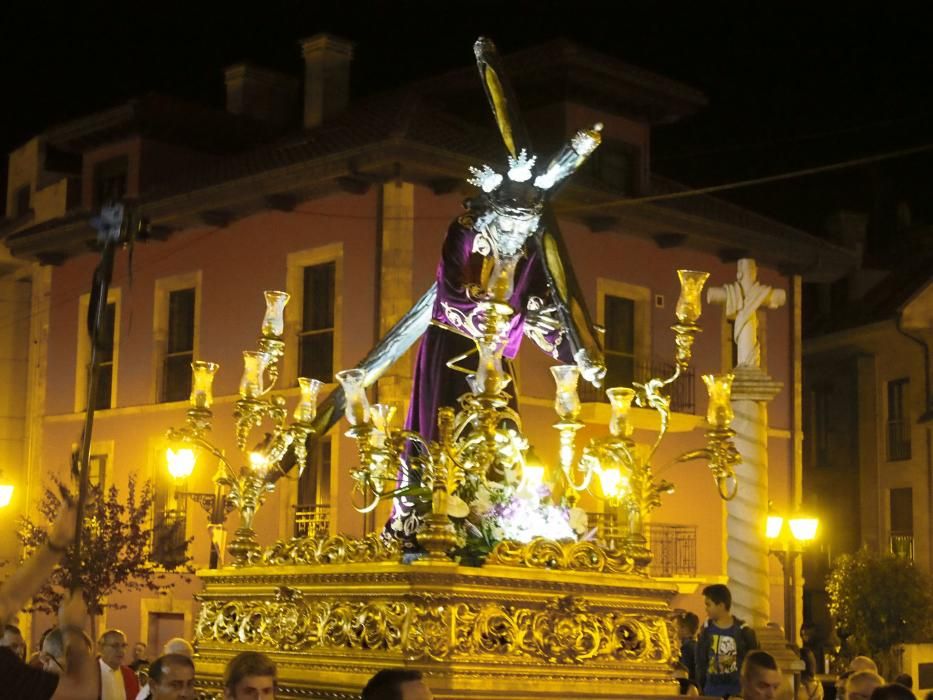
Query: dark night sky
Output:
[[4, 1, 933, 235]]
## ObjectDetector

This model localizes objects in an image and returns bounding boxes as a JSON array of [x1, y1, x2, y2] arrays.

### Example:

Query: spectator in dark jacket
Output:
[[695, 583, 758, 697]]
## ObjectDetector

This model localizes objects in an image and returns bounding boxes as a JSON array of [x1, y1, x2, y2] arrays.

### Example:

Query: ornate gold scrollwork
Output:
[[261, 533, 401, 566], [487, 537, 639, 575], [198, 589, 674, 668], [197, 593, 409, 653], [450, 596, 671, 665]]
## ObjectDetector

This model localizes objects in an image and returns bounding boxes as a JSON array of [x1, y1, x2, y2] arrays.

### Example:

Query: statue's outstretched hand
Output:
[[574, 348, 606, 388]]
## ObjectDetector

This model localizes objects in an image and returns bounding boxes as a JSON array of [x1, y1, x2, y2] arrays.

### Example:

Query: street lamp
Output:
[[164, 446, 229, 569], [767, 511, 819, 644], [0, 484, 13, 509]]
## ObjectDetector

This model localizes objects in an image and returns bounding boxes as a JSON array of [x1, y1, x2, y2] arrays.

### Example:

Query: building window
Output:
[[93, 155, 128, 208], [94, 302, 117, 410], [76, 290, 120, 413], [887, 378, 911, 461], [298, 262, 336, 382], [161, 288, 196, 402], [294, 439, 331, 538], [890, 487, 913, 560], [585, 140, 638, 194], [88, 453, 108, 489], [812, 384, 833, 468], [14, 185, 30, 217], [604, 295, 636, 389]]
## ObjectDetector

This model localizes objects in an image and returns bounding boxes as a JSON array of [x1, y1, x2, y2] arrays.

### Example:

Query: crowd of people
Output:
[[0, 498, 437, 699], [1, 502, 930, 700], [673, 584, 930, 700]]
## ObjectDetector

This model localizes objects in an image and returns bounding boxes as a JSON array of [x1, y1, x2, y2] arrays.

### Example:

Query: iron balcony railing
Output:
[[887, 421, 911, 461], [294, 504, 331, 539], [152, 510, 188, 570], [586, 513, 697, 577], [891, 533, 914, 561], [578, 358, 696, 415]]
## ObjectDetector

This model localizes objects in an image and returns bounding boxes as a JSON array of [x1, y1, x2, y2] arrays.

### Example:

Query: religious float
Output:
[[171, 38, 744, 699]]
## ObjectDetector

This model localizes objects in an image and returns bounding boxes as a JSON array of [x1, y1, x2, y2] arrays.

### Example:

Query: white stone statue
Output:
[[707, 258, 786, 369]]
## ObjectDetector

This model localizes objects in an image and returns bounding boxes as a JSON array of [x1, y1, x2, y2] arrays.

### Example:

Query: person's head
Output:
[[162, 637, 194, 658], [676, 611, 699, 639], [133, 641, 148, 661], [224, 651, 276, 699], [149, 653, 196, 700], [0, 624, 26, 660], [98, 629, 128, 669], [361, 669, 433, 700], [846, 670, 885, 700], [850, 656, 879, 674], [894, 674, 914, 690], [740, 650, 782, 700], [800, 623, 816, 644], [869, 683, 916, 700], [702, 584, 732, 622]]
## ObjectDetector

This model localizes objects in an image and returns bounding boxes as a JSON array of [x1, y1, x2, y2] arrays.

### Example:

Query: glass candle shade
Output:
[[474, 342, 508, 395], [703, 373, 735, 428], [550, 365, 581, 420], [606, 387, 636, 438], [189, 361, 220, 409], [369, 403, 397, 448], [239, 351, 271, 399], [294, 377, 324, 423], [675, 270, 710, 324], [261, 290, 290, 338], [336, 368, 370, 426]]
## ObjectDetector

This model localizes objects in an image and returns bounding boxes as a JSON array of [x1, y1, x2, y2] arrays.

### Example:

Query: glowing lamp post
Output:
[[767, 511, 819, 643], [0, 484, 13, 509]]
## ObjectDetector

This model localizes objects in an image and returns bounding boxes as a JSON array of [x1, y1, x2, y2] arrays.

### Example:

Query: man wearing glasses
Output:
[[98, 630, 140, 700]]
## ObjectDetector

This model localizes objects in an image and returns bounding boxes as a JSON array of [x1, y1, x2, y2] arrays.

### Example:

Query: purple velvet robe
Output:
[[405, 217, 573, 442]]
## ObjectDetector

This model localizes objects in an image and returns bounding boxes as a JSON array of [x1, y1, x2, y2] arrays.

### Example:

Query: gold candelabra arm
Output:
[[257, 337, 285, 395], [633, 378, 672, 464], [554, 419, 588, 502], [233, 398, 265, 451], [671, 426, 740, 501], [416, 409, 458, 561]]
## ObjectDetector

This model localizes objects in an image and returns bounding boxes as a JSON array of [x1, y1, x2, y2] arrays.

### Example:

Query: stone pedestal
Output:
[[727, 366, 783, 628]]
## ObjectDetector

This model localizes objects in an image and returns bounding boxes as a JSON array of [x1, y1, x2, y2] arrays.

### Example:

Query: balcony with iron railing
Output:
[[578, 357, 696, 415], [891, 533, 914, 561], [587, 512, 697, 577], [887, 421, 911, 461], [294, 504, 331, 539]]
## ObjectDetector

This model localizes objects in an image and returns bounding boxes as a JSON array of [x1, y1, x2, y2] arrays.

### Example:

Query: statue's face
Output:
[[485, 212, 539, 257]]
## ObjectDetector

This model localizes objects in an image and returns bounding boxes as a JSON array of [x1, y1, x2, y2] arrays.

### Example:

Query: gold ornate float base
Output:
[[194, 536, 681, 699]]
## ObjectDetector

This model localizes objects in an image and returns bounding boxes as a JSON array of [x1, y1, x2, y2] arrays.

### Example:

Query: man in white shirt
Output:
[[98, 629, 139, 700]]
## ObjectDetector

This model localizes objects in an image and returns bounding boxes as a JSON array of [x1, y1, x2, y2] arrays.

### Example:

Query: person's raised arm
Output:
[[0, 499, 76, 624], [50, 588, 98, 700]]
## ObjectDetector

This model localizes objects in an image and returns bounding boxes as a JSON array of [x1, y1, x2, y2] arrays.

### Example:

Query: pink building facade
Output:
[[1, 36, 855, 651]]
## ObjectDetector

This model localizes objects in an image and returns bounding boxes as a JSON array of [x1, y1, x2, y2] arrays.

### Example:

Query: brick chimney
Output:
[[224, 63, 299, 129], [299, 34, 354, 129]]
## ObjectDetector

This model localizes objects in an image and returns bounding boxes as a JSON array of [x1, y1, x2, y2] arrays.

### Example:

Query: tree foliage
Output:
[[827, 547, 933, 671], [17, 474, 192, 616]]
